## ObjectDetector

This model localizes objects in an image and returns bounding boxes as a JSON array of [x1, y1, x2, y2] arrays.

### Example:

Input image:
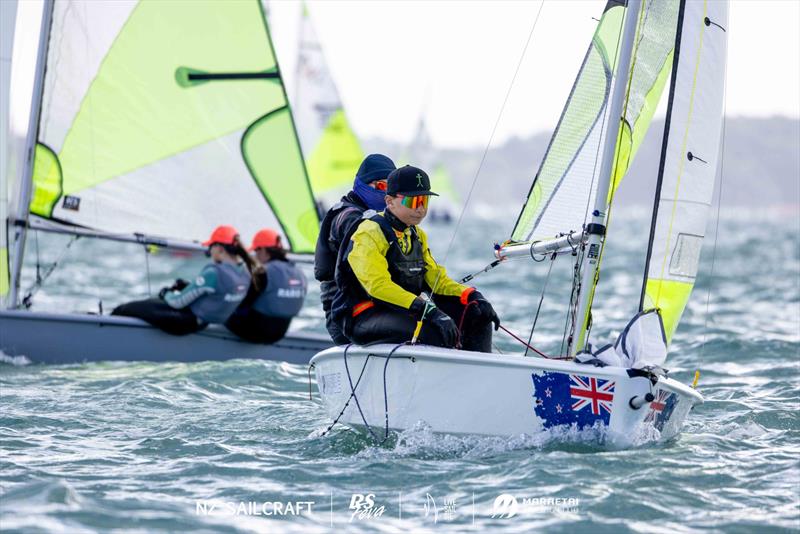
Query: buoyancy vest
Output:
[[252, 260, 307, 318], [189, 262, 250, 324], [332, 213, 427, 326], [314, 194, 366, 282]]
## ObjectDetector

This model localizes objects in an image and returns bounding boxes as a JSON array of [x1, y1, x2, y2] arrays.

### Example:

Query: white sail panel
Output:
[[642, 0, 729, 342], [293, 3, 363, 204], [30, 0, 320, 253]]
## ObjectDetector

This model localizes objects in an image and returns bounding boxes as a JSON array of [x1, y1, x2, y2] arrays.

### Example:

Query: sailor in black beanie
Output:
[[330, 165, 500, 351], [313, 154, 397, 344]]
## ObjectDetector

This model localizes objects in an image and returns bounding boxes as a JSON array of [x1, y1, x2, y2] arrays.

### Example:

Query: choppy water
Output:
[[2, 210, 799, 533]]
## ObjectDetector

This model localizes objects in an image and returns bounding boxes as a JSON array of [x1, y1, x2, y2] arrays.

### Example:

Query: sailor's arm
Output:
[[347, 221, 417, 309], [418, 226, 469, 298], [163, 266, 217, 309]]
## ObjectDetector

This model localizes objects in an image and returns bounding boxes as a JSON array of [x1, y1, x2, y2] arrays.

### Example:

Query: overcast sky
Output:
[[268, 0, 800, 149]]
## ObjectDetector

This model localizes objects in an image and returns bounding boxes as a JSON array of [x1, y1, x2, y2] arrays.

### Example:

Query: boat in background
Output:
[[1, 0, 331, 364], [313, 0, 728, 447], [402, 114, 460, 224], [291, 1, 364, 210]]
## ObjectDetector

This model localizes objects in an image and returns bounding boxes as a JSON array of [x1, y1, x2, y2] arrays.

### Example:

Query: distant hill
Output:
[[365, 116, 799, 210]]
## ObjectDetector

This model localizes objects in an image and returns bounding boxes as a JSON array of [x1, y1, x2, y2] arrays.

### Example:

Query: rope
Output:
[[307, 363, 315, 401], [144, 245, 152, 296], [321, 343, 407, 445], [498, 324, 569, 360], [699, 53, 729, 360], [423, 1, 546, 316], [525, 252, 556, 356], [320, 344, 369, 438], [342, 345, 380, 443], [21, 234, 79, 308], [380, 343, 407, 442]]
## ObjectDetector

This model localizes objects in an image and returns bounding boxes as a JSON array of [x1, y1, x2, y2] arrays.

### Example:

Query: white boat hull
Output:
[[311, 344, 703, 448]]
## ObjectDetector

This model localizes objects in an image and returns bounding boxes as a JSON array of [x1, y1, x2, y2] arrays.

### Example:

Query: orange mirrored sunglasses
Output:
[[398, 194, 430, 210]]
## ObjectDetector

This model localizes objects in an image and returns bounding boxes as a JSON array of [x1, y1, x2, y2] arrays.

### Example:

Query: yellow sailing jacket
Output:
[[346, 213, 467, 310]]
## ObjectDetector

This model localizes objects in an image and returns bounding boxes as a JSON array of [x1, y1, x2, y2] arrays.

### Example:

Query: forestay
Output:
[[640, 0, 729, 342], [292, 2, 363, 206], [27, 0, 319, 253]]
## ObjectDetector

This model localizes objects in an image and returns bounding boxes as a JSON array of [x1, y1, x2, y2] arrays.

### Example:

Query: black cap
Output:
[[386, 165, 439, 197]]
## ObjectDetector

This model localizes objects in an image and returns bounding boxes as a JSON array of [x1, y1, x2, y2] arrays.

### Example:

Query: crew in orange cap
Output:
[[225, 229, 308, 343], [112, 225, 259, 335]]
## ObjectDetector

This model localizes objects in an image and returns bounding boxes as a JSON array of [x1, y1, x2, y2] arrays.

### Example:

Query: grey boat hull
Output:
[[0, 310, 332, 364]]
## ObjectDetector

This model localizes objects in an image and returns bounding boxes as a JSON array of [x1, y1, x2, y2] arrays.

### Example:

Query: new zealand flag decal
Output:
[[643, 389, 678, 431], [531, 372, 615, 429]]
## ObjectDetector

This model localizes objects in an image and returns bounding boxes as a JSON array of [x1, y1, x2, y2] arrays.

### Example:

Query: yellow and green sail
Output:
[[29, 0, 319, 253], [293, 3, 364, 206]]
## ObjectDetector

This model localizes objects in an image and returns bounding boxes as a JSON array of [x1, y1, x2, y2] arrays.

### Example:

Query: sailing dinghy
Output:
[[312, 0, 727, 447], [0, 0, 331, 364]]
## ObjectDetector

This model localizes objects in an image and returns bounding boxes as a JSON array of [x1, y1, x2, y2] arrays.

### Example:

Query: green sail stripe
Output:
[[242, 107, 319, 253], [30, 143, 62, 217], [643, 278, 692, 342], [306, 109, 364, 195]]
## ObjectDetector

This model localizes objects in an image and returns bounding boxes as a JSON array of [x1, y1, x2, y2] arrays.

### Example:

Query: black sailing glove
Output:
[[468, 290, 501, 331], [410, 297, 458, 347], [171, 278, 190, 291], [158, 278, 190, 299]]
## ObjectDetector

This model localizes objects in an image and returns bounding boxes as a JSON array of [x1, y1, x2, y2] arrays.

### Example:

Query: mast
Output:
[[8, 0, 53, 309], [569, 0, 642, 355]]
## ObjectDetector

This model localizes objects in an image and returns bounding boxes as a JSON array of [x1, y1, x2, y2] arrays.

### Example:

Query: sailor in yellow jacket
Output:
[[331, 165, 499, 351]]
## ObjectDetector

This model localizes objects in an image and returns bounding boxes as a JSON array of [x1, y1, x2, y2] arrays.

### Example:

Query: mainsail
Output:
[[640, 0, 729, 342], [26, 0, 319, 253], [292, 3, 363, 206]]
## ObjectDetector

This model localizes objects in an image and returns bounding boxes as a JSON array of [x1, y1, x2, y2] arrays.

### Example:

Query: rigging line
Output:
[[22, 234, 79, 307], [699, 51, 728, 360], [525, 252, 556, 356], [144, 245, 151, 296], [561, 252, 582, 354], [34, 230, 41, 284], [426, 0, 546, 303]]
